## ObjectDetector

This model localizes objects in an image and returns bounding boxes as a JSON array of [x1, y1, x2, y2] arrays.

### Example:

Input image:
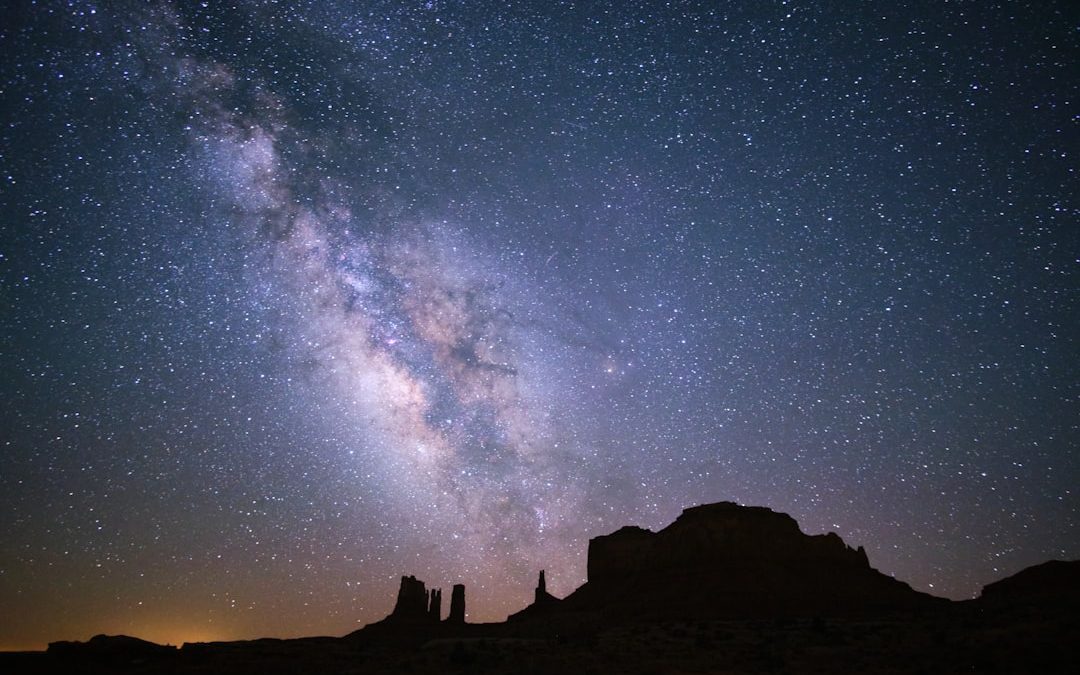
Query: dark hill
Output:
[[544, 501, 940, 622], [978, 559, 1080, 610], [46, 634, 176, 658]]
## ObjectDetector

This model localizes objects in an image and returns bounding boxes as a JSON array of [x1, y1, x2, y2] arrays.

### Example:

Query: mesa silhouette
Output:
[[353, 500, 938, 640], [11, 501, 1077, 674], [511, 501, 938, 623]]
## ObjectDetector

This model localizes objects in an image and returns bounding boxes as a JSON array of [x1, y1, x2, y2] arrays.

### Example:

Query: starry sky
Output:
[[1, 0, 1077, 651]]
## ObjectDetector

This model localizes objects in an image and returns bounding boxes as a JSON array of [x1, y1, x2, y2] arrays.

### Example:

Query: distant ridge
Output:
[[978, 559, 1080, 610], [46, 634, 176, 662]]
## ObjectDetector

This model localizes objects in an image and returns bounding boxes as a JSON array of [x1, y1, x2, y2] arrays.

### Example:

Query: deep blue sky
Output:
[[1, 0, 1077, 649]]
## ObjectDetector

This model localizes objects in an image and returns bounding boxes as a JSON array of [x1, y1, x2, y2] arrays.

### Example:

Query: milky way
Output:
[[179, 25, 594, 584], [2, 0, 1078, 649]]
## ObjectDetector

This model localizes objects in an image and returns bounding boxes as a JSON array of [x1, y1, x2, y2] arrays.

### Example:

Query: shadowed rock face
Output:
[[978, 559, 1080, 609], [447, 584, 466, 624], [390, 575, 430, 621], [507, 570, 563, 622], [586, 503, 872, 584], [564, 501, 936, 620], [535, 570, 556, 605]]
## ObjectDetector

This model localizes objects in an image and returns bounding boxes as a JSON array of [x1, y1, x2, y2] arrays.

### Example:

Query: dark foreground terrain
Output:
[[5, 503, 1077, 673], [3, 606, 1077, 675]]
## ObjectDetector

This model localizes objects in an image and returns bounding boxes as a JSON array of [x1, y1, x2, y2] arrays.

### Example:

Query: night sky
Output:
[[2, 0, 1078, 650]]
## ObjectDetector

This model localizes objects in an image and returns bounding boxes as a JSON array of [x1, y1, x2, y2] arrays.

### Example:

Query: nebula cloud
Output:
[[164, 26, 583, 577]]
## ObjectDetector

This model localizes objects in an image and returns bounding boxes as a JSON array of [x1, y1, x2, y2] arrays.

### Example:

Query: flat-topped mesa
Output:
[[568, 501, 935, 619], [446, 584, 466, 624], [587, 502, 870, 585]]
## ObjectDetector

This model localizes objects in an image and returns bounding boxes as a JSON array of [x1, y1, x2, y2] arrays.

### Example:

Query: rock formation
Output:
[[389, 575, 431, 622], [347, 575, 462, 642], [366, 502, 948, 634], [447, 583, 466, 623], [560, 501, 937, 620], [535, 570, 554, 605], [507, 569, 563, 622]]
